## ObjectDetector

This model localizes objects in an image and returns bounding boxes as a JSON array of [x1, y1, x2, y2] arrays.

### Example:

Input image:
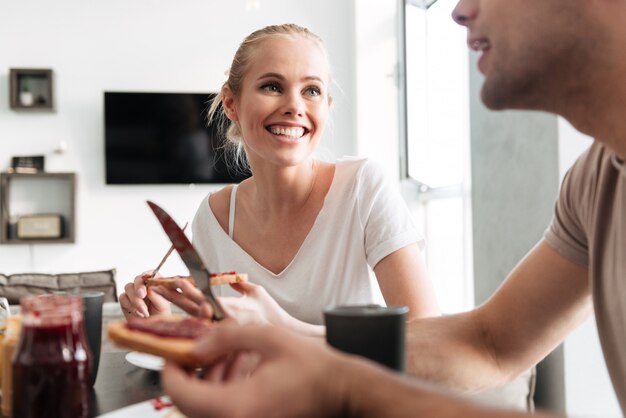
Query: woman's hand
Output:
[[224, 282, 324, 336], [218, 281, 324, 336], [174, 280, 324, 336], [121, 277, 323, 337], [118, 271, 173, 320], [167, 280, 285, 325], [220, 281, 291, 327]]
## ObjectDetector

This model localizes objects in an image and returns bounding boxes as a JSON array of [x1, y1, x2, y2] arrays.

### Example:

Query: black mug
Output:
[[82, 291, 104, 386], [324, 304, 408, 372]]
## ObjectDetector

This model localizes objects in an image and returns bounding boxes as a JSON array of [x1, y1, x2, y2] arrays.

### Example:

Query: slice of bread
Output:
[[146, 273, 248, 290], [107, 316, 206, 365], [145, 276, 196, 290], [209, 272, 248, 286]]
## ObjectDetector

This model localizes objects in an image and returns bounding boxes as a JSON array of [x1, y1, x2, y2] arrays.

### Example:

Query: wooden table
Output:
[[90, 351, 164, 417]]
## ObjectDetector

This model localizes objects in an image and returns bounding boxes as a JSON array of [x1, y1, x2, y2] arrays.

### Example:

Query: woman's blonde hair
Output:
[[207, 24, 330, 169]]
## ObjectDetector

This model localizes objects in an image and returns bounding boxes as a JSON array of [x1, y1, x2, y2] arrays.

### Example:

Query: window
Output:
[[401, 0, 473, 313]]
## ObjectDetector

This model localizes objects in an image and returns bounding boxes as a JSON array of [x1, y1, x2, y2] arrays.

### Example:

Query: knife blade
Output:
[[147, 200, 225, 321]]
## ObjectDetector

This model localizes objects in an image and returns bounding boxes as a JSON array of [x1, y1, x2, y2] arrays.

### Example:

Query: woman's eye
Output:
[[261, 83, 281, 93], [305, 87, 322, 97]]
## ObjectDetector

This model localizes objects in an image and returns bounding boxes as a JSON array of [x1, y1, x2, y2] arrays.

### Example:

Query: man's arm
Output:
[[345, 356, 558, 418], [405, 240, 592, 391], [162, 324, 560, 418]]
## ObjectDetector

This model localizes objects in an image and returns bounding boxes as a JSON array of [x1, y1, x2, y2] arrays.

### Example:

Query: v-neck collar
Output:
[[206, 164, 339, 278]]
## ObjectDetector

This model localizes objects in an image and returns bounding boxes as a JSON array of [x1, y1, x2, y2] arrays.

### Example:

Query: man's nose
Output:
[[452, 0, 477, 26]]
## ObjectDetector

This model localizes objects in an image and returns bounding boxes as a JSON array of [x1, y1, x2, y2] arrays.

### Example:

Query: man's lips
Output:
[[468, 37, 491, 74], [468, 37, 490, 52]]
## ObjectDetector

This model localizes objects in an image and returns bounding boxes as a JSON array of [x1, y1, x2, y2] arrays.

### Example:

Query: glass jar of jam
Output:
[[2, 315, 22, 418], [12, 295, 92, 418]]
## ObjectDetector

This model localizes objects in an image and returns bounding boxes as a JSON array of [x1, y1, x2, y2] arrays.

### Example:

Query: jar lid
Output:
[[20, 294, 83, 326]]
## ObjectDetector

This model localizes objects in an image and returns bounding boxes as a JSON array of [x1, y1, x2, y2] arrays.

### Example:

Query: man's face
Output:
[[452, 0, 593, 111]]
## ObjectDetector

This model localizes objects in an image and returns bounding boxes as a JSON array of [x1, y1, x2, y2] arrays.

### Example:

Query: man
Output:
[[161, 0, 626, 416]]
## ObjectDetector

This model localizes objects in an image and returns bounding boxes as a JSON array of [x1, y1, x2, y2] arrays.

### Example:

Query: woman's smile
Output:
[[266, 124, 310, 144]]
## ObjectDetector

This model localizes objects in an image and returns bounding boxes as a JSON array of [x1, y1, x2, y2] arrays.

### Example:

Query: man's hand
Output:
[[162, 325, 347, 418]]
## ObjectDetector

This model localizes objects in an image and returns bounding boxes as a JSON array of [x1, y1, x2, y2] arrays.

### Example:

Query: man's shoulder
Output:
[[563, 142, 615, 192], [572, 142, 611, 170]]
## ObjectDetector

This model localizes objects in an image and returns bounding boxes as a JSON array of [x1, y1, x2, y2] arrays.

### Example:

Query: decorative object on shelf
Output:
[[9, 68, 54, 111], [9, 155, 45, 174], [19, 78, 34, 106], [53, 140, 68, 155], [16, 214, 63, 239]]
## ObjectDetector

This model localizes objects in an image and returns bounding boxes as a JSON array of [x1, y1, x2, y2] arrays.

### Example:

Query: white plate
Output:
[[125, 351, 165, 371], [96, 397, 177, 417]]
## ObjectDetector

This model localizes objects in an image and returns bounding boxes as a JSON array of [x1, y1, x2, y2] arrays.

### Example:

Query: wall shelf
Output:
[[0, 172, 76, 244], [9, 68, 55, 111]]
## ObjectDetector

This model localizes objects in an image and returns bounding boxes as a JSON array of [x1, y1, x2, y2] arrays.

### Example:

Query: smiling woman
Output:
[[207, 24, 331, 172], [219, 34, 330, 169], [120, 23, 440, 337]]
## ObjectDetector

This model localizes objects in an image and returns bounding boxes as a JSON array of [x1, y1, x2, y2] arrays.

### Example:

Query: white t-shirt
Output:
[[191, 158, 424, 324]]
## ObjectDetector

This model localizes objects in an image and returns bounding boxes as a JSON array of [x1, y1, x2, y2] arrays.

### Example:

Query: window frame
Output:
[[398, 0, 474, 312]]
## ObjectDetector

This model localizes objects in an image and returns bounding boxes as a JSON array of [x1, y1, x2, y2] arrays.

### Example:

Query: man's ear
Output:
[[222, 86, 239, 122]]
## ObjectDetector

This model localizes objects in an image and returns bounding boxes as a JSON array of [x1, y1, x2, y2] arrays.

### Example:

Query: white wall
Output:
[[0, 0, 357, 293], [558, 118, 621, 417]]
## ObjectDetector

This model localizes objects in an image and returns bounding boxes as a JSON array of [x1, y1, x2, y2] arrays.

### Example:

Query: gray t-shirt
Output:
[[544, 142, 626, 413]]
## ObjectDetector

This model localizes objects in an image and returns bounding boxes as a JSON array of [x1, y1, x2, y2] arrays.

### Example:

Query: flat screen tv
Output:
[[104, 91, 250, 185]]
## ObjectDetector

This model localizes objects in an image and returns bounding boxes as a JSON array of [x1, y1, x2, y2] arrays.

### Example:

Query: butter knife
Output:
[[147, 201, 225, 321]]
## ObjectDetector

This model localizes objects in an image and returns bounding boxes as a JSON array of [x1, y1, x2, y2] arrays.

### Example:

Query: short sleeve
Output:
[[356, 160, 425, 268], [544, 154, 590, 267]]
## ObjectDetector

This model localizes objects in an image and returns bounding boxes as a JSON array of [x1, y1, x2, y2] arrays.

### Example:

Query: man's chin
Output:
[[481, 80, 529, 111], [480, 88, 507, 111], [480, 73, 549, 112]]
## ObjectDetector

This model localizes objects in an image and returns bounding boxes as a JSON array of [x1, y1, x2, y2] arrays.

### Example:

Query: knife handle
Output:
[[208, 297, 226, 321]]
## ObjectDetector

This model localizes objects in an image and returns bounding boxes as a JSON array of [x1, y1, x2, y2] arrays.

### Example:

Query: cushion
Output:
[[0, 270, 118, 305]]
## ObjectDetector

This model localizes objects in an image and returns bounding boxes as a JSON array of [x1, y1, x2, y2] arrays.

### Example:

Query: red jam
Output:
[[150, 396, 174, 410], [127, 316, 213, 339], [210, 271, 236, 277], [12, 295, 92, 418]]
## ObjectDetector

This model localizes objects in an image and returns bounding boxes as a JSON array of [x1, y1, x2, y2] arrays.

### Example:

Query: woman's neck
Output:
[[244, 159, 321, 216]]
